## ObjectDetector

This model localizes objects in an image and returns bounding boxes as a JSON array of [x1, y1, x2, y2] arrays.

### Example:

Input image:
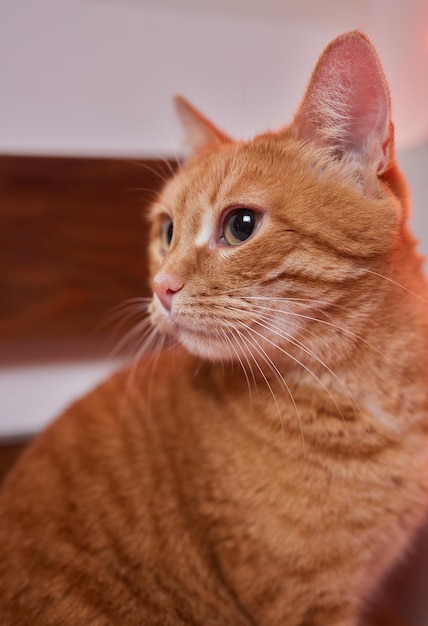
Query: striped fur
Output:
[[1, 31, 427, 625]]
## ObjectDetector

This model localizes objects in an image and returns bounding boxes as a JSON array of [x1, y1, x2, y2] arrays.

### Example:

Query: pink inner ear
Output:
[[293, 32, 392, 174], [174, 96, 231, 154]]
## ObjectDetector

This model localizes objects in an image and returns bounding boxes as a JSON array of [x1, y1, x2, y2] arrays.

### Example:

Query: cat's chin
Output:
[[151, 302, 236, 361], [151, 301, 285, 364], [178, 330, 234, 362]]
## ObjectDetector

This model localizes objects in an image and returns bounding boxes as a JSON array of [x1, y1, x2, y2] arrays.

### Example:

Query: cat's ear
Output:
[[174, 96, 232, 154], [291, 31, 394, 178]]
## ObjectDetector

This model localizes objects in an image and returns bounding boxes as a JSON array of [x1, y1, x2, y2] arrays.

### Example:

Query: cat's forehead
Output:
[[156, 138, 291, 221], [162, 145, 266, 212]]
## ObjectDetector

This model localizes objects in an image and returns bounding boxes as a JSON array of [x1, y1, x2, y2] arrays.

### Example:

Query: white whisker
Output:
[[232, 324, 305, 455], [219, 328, 255, 404], [253, 315, 366, 431], [242, 295, 351, 312], [244, 300, 409, 383], [127, 159, 176, 186], [123, 326, 165, 408], [362, 268, 428, 304], [212, 299, 368, 435]]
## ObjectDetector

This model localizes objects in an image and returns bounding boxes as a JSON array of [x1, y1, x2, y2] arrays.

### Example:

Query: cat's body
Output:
[[1, 32, 428, 625]]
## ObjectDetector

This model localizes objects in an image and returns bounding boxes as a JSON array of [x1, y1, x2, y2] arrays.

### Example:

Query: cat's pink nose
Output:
[[152, 273, 184, 311]]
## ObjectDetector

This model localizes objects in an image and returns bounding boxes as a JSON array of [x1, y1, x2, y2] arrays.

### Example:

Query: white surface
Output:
[[0, 360, 122, 438], [399, 142, 428, 266], [126, 0, 368, 23], [0, 0, 427, 157]]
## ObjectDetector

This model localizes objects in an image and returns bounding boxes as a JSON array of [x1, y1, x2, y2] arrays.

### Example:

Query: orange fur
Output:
[[1, 31, 428, 625]]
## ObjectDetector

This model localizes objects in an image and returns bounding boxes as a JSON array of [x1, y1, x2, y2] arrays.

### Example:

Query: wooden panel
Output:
[[0, 155, 176, 362], [0, 439, 30, 484]]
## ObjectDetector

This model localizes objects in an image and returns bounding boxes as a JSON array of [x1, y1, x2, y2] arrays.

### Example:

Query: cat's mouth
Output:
[[150, 297, 251, 360]]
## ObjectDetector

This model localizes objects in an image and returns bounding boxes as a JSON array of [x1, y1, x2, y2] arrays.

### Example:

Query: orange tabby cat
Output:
[[1, 31, 427, 626]]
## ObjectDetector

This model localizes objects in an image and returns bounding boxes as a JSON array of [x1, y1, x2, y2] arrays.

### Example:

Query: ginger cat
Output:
[[1, 31, 428, 626]]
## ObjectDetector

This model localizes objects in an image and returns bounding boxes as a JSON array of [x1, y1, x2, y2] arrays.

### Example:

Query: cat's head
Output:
[[148, 31, 408, 367]]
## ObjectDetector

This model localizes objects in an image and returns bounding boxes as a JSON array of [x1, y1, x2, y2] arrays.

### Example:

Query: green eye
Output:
[[223, 208, 259, 246], [161, 218, 173, 251]]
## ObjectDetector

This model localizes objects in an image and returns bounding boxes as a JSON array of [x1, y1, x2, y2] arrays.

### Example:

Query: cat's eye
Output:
[[223, 208, 260, 246], [160, 218, 173, 251]]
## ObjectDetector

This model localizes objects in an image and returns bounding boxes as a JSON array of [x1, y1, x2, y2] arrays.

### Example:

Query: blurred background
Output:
[[0, 0, 428, 623]]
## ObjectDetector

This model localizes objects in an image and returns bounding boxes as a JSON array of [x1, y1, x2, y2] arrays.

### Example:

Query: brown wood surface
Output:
[[365, 607, 410, 626], [0, 155, 176, 362]]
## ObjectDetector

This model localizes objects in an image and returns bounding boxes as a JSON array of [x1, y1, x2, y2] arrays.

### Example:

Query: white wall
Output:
[[400, 143, 428, 263], [0, 0, 427, 158], [0, 360, 123, 439]]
